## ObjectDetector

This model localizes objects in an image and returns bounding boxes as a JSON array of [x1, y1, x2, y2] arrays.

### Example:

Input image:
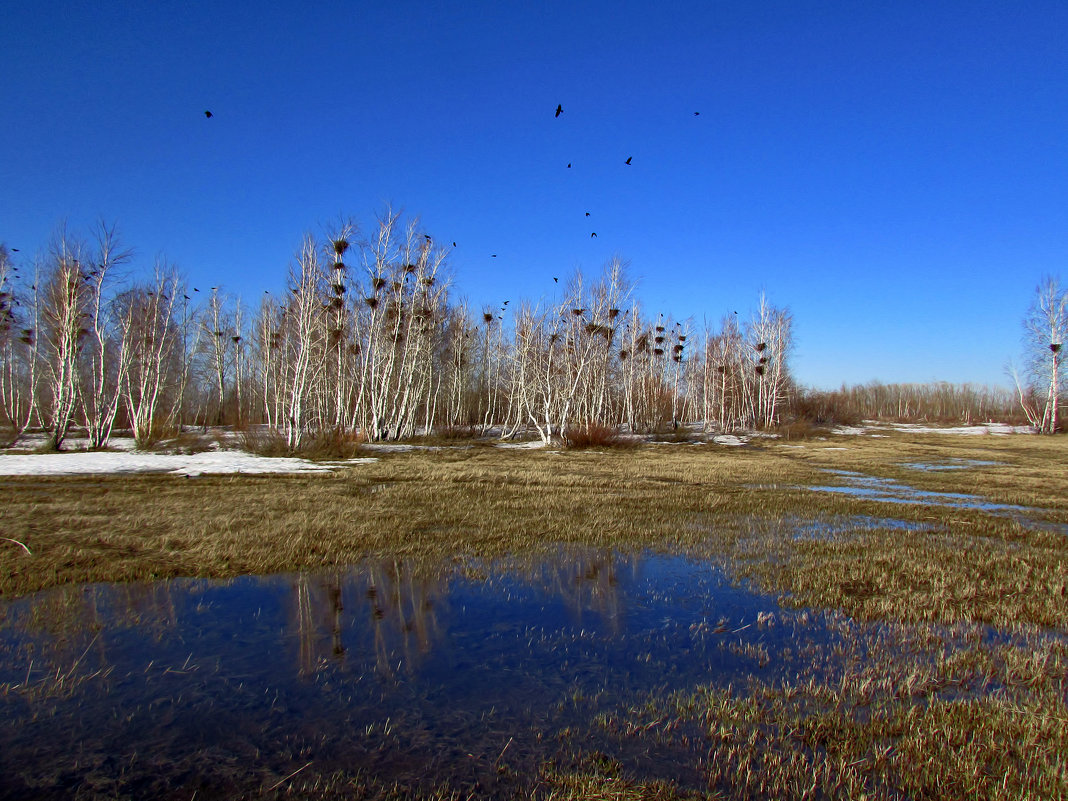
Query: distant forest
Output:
[[0, 213, 1048, 451]]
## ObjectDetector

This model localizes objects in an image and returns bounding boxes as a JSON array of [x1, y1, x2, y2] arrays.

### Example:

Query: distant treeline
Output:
[[789, 382, 1025, 429], [0, 212, 1047, 451]]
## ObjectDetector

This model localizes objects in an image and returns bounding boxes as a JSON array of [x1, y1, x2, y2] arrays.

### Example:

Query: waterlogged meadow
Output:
[[0, 430, 1065, 799]]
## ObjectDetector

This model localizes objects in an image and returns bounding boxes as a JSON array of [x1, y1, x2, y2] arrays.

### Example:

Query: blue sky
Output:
[[3, 0, 1066, 389]]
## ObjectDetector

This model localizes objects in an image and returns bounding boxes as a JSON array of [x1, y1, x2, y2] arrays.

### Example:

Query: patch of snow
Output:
[[880, 423, 1033, 436], [833, 422, 1033, 437], [495, 440, 547, 449], [0, 450, 377, 476], [712, 434, 747, 447], [831, 426, 867, 436]]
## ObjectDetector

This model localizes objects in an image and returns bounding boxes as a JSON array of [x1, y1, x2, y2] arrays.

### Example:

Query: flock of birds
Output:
[[193, 103, 700, 317], [200, 103, 700, 260]]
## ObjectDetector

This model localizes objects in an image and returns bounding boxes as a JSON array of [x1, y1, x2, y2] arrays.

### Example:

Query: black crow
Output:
[[204, 110, 213, 118], [625, 157, 632, 165], [555, 104, 563, 118]]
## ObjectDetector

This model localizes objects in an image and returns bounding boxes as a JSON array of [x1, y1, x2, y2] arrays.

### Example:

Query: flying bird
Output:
[[452, 242, 457, 247], [503, 300, 509, 305], [204, 110, 213, 118], [491, 254, 497, 258], [10, 248, 18, 252], [625, 157, 632, 165], [585, 212, 590, 217], [555, 104, 563, 118], [694, 111, 700, 116], [567, 163, 571, 168], [553, 277, 558, 283], [590, 232, 597, 238]]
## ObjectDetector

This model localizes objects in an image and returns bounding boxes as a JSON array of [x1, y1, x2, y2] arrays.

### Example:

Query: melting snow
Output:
[[0, 449, 376, 477]]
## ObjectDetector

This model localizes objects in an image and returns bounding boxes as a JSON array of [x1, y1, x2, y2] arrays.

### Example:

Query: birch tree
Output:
[[279, 236, 327, 449], [0, 246, 40, 444], [201, 288, 234, 426], [79, 222, 133, 448], [1015, 276, 1066, 433], [122, 264, 184, 444], [40, 230, 91, 450], [748, 294, 793, 429]]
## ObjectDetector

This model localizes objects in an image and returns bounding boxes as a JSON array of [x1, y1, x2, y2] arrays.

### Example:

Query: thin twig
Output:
[[0, 537, 31, 555], [63, 633, 100, 680], [266, 761, 313, 792], [493, 736, 514, 767]]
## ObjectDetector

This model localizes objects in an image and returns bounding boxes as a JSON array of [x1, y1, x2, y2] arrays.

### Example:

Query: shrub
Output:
[[561, 421, 629, 449], [766, 418, 824, 440], [237, 427, 291, 457], [299, 427, 367, 459], [788, 389, 864, 428]]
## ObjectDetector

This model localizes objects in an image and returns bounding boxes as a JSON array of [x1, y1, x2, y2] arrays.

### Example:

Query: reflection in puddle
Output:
[[810, 470, 1028, 512], [0, 549, 844, 798], [806, 470, 1066, 535], [787, 514, 933, 541], [900, 459, 1003, 471]]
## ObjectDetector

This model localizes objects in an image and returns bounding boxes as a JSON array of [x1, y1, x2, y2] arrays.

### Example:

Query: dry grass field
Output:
[[1, 431, 1066, 799]]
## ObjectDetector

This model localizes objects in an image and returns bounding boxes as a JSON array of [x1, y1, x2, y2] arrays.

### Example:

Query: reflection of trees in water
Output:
[[366, 560, 443, 679], [4, 548, 638, 687], [285, 550, 635, 678], [0, 580, 180, 684], [288, 561, 446, 679], [539, 550, 628, 635]]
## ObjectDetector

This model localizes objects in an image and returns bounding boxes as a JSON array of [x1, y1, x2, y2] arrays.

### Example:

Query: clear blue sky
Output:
[[3, 0, 1066, 389]]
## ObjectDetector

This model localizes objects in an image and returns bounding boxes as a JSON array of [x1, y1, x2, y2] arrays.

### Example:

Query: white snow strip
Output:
[[712, 435, 747, 447], [0, 450, 377, 476], [833, 422, 1033, 436], [876, 423, 1033, 435], [494, 440, 547, 449]]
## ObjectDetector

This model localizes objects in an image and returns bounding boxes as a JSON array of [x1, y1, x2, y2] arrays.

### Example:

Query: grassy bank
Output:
[[1, 431, 1066, 799], [1, 432, 1065, 625]]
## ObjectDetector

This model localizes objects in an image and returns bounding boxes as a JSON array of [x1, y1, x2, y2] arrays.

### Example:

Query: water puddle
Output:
[[787, 514, 933, 541], [806, 470, 1066, 535], [900, 459, 1003, 471], [0, 549, 846, 798], [809, 470, 1029, 512]]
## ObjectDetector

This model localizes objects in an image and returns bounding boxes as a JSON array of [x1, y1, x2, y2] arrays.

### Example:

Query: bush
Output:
[[299, 427, 367, 459], [239, 426, 367, 459], [237, 427, 291, 457], [788, 389, 864, 428], [766, 418, 824, 440], [561, 421, 630, 449]]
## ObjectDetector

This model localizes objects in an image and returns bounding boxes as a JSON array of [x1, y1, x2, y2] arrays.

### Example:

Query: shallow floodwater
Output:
[[0, 549, 848, 799]]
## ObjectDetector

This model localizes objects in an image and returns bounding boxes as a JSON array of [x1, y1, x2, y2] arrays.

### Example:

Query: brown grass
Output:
[[1, 430, 1066, 799], [562, 421, 631, 449], [602, 626, 1068, 800], [1, 432, 1065, 628]]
